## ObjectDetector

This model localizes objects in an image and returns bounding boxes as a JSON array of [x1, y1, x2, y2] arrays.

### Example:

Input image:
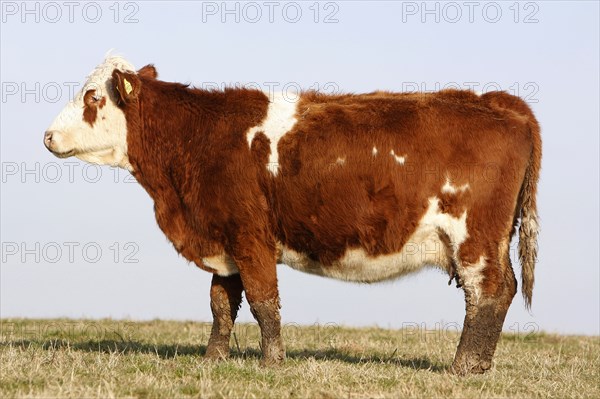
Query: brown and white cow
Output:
[[44, 56, 541, 374]]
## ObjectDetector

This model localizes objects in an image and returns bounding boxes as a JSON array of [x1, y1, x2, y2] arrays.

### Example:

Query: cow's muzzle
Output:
[[44, 130, 73, 158]]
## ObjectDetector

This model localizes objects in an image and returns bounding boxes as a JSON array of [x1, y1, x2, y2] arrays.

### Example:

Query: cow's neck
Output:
[[126, 81, 269, 194]]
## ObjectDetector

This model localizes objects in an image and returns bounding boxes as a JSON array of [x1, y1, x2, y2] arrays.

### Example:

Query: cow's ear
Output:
[[112, 69, 140, 104], [138, 64, 158, 79]]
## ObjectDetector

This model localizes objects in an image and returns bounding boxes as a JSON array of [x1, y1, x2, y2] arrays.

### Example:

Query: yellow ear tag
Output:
[[123, 78, 133, 95]]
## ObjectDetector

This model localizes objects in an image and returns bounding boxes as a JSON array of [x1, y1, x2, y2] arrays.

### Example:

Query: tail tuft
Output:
[[519, 209, 539, 308]]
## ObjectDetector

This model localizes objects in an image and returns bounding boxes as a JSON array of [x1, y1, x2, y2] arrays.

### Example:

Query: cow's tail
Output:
[[482, 91, 541, 309], [518, 114, 541, 309]]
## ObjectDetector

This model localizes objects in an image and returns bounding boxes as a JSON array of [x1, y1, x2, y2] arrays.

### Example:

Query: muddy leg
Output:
[[451, 257, 517, 375], [248, 296, 285, 365], [205, 274, 244, 360], [234, 238, 285, 366]]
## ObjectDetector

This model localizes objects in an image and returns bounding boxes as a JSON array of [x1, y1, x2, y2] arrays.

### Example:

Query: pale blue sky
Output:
[[1, 1, 598, 335]]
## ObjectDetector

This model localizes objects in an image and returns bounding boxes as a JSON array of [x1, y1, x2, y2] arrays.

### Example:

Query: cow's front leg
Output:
[[205, 274, 243, 360], [248, 294, 285, 366], [232, 235, 285, 366]]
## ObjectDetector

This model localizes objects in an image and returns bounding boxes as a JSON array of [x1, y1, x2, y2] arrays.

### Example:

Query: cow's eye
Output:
[[83, 89, 101, 106]]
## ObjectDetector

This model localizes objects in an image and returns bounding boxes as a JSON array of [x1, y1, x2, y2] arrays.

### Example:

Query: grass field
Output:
[[1, 319, 598, 398]]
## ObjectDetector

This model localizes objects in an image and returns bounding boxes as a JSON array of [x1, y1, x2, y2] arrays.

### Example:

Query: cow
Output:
[[44, 55, 541, 375]]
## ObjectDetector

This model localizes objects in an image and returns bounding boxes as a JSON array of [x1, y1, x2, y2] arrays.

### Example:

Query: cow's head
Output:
[[43, 56, 155, 171]]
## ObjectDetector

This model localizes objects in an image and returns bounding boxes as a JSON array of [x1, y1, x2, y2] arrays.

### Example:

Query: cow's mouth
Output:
[[49, 147, 112, 160], [51, 149, 75, 158], [45, 145, 75, 158], [44, 136, 75, 158]]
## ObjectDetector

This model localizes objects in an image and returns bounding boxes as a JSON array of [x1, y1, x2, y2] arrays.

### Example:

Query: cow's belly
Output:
[[278, 224, 450, 283]]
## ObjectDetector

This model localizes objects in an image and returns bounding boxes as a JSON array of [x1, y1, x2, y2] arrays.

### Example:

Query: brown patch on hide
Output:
[[82, 89, 100, 127]]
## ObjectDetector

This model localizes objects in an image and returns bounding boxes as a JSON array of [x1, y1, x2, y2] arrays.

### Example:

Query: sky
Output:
[[1, 1, 599, 336]]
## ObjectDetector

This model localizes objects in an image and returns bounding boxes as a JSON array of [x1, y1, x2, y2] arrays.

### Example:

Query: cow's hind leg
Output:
[[206, 273, 244, 360], [451, 243, 517, 375]]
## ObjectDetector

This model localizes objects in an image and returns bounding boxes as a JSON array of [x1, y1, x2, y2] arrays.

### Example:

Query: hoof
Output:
[[205, 345, 230, 361], [450, 359, 492, 375], [260, 342, 286, 367], [260, 355, 285, 367]]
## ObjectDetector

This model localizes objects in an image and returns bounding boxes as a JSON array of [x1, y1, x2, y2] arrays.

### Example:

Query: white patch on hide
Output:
[[421, 197, 468, 253], [390, 149, 405, 165], [441, 177, 470, 194], [458, 256, 486, 303], [202, 253, 239, 277], [246, 92, 298, 175]]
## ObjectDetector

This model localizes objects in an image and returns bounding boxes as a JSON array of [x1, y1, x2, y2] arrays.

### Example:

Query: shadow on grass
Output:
[[1, 339, 447, 373], [286, 348, 447, 372]]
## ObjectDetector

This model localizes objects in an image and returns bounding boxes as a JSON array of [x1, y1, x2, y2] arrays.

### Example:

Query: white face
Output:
[[44, 56, 136, 170]]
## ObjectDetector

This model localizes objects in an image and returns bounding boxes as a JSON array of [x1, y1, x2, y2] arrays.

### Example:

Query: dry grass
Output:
[[1, 319, 598, 398]]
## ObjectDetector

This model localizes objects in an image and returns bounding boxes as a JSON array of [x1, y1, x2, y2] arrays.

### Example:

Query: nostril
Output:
[[44, 131, 57, 151], [44, 131, 53, 144]]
